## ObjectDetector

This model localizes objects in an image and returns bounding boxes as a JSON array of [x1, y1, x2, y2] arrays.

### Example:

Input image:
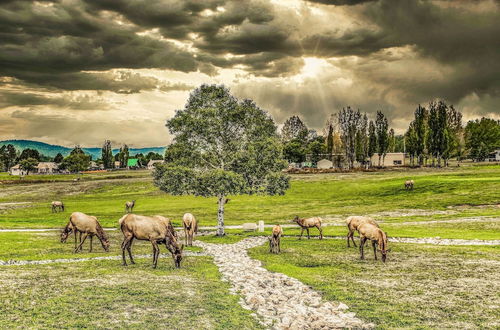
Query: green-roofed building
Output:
[[127, 158, 139, 168]]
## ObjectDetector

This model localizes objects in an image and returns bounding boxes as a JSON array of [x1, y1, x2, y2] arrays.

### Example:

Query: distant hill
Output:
[[0, 140, 166, 160]]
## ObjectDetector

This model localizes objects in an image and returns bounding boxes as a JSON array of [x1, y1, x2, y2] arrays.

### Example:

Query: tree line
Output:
[[280, 100, 499, 168]]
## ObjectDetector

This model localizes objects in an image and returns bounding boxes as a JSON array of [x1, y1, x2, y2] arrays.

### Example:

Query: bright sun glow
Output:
[[299, 57, 330, 79]]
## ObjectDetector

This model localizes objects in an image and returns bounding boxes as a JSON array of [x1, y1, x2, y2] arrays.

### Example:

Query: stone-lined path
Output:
[[195, 237, 371, 329], [287, 236, 500, 246]]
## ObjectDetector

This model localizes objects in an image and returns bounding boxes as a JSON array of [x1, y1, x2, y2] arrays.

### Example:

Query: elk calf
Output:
[[52, 201, 65, 213], [182, 213, 198, 246], [269, 225, 283, 253], [125, 200, 135, 213], [358, 222, 390, 262], [404, 180, 414, 190], [293, 216, 323, 240], [345, 216, 379, 247]]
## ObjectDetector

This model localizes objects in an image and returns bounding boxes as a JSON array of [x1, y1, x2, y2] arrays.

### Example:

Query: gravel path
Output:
[[0, 251, 206, 266], [284, 236, 500, 246], [195, 237, 371, 329]]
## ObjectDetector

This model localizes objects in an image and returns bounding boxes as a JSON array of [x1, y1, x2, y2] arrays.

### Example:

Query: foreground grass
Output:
[[0, 230, 201, 262], [250, 238, 500, 329], [0, 257, 262, 329], [0, 166, 498, 232]]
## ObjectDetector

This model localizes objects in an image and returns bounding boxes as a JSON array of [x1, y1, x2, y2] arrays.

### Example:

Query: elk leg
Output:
[[317, 225, 323, 240], [75, 233, 88, 253], [351, 232, 357, 247], [299, 228, 304, 240], [306, 228, 310, 239], [151, 241, 159, 268], [89, 235, 93, 252], [127, 238, 135, 264], [372, 240, 377, 260], [360, 237, 366, 260], [74, 230, 78, 251], [347, 231, 351, 247], [121, 236, 132, 266]]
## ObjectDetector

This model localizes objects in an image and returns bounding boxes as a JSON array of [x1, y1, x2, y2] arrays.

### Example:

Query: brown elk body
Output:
[[125, 200, 135, 213], [404, 180, 414, 190], [345, 216, 379, 247], [269, 224, 283, 253], [182, 213, 198, 246], [119, 214, 183, 268], [61, 212, 109, 253], [52, 201, 64, 213], [358, 222, 390, 262], [293, 216, 323, 240]]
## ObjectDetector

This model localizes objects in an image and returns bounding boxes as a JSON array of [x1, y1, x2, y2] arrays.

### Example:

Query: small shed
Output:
[[147, 160, 163, 170], [127, 159, 139, 168], [317, 159, 333, 169]]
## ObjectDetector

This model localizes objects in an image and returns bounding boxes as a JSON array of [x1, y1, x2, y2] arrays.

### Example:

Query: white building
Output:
[[370, 153, 406, 167], [488, 149, 500, 162], [37, 162, 58, 174], [317, 159, 333, 169], [9, 164, 22, 175], [147, 160, 163, 170]]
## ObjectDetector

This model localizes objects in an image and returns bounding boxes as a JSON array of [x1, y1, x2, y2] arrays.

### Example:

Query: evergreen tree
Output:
[[281, 116, 308, 143], [375, 111, 389, 166], [54, 153, 64, 163], [367, 120, 377, 166], [338, 107, 361, 169], [101, 140, 113, 169]]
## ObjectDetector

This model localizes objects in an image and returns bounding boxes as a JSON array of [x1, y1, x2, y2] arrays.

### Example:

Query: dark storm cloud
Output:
[[305, 0, 376, 5], [0, 0, 198, 88], [0, 90, 110, 110]]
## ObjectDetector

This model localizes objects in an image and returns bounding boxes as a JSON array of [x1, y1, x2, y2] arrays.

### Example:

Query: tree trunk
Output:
[[216, 196, 225, 236]]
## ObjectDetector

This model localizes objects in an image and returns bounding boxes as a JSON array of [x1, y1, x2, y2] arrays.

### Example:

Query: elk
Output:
[[61, 212, 110, 253], [358, 222, 390, 262], [125, 200, 135, 213], [293, 216, 323, 240], [182, 213, 198, 246], [345, 216, 379, 247], [119, 214, 184, 268], [268, 224, 283, 253], [404, 180, 414, 190], [51, 201, 65, 213]]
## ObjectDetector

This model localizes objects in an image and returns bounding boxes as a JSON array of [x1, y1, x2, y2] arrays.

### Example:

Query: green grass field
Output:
[[0, 165, 498, 328], [249, 238, 500, 329]]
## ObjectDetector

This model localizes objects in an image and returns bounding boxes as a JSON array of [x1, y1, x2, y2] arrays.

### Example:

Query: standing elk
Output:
[[358, 222, 390, 262], [51, 201, 65, 213], [119, 214, 184, 268], [345, 216, 379, 247], [269, 224, 283, 253], [61, 212, 110, 253], [125, 200, 135, 213], [293, 216, 323, 240], [182, 213, 198, 246], [404, 180, 414, 190]]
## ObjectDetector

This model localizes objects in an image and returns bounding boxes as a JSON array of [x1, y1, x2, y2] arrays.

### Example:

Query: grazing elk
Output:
[[61, 212, 110, 253], [358, 222, 390, 262], [182, 213, 198, 246], [119, 214, 184, 268], [404, 180, 414, 190], [269, 224, 283, 253], [345, 216, 379, 247], [125, 200, 135, 213], [293, 216, 323, 240], [51, 201, 65, 213]]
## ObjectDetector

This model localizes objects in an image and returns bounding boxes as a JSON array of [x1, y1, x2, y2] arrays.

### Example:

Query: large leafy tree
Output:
[[19, 158, 38, 175], [413, 105, 428, 165], [118, 144, 129, 168], [0, 144, 17, 171], [281, 115, 308, 143], [54, 153, 64, 163], [338, 106, 361, 169], [367, 120, 377, 166], [465, 118, 500, 161], [154, 85, 290, 236], [18, 148, 40, 161]]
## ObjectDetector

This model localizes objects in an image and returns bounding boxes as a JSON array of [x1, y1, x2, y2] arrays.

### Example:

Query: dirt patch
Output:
[[371, 208, 457, 217], [0, 202, 33, 213]]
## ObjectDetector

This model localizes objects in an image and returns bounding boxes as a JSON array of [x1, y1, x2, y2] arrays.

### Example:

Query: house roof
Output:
[[127, 158, 139, 167], [37, 162, 58, 169], [147, 160, 163, 166]]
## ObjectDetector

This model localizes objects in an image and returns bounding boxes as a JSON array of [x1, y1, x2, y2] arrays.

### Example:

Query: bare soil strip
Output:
[[282, 236, 500, 246], [195, 237, 371, 329], [0, 251, 206, 266]]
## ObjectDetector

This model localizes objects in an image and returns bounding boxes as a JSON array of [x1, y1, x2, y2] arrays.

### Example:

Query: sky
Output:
[[1, 0, 499, 147]]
